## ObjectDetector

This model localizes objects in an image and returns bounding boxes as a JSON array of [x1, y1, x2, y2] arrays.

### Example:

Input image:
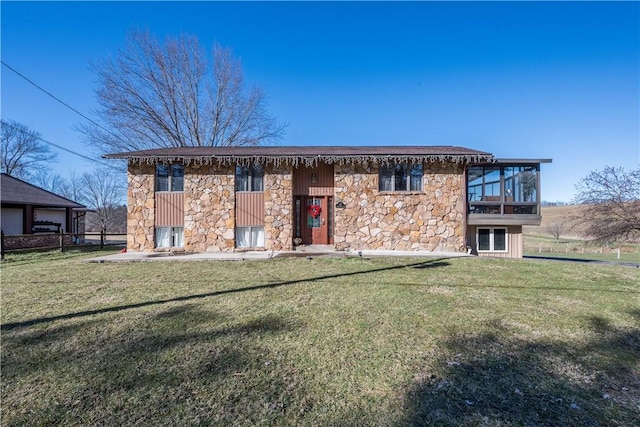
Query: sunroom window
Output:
[[236, 165, 264, 192], [468, 165, 539, 214], [504, 166, 538, 202], [379, 163, 423, 192], [156, 164, 184, 192]]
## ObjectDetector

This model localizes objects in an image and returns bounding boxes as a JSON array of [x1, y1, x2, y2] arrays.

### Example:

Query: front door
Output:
[[300, 196, 334, 245], [307, 197, 327, 244]]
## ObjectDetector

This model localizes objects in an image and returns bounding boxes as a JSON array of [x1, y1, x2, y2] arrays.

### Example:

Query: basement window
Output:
[[477, 228, 507, 252], [156, 226, 184, 248], [236, 226, 265, 248]]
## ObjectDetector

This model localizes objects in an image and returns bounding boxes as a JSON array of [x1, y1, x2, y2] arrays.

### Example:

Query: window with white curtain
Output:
[[235, 226, 265, 248], [155, 227, 184, 248]]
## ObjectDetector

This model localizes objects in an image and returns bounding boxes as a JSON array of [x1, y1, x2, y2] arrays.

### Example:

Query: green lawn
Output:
[[2, 250, 639, 426], [524, 234, 640, 264]]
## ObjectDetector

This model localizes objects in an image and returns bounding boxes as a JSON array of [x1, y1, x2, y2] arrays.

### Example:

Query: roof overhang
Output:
[[479, 158, 553, 165], [104, 146, 495, 167]]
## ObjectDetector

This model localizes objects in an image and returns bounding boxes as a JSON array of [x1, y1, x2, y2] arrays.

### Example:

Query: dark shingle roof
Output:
[[104, 145, 494, 166], [1, 174, 85, 208]]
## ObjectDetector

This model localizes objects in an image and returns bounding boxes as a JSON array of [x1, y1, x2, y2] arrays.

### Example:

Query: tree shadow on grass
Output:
[[400, 311, 640, 426], [1, 258, 451, 331], [1, 304, 312, 426]]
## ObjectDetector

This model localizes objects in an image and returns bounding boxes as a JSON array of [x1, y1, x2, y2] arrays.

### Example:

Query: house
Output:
[[1, 173, 87, 249], [105, 146, 551, 258]]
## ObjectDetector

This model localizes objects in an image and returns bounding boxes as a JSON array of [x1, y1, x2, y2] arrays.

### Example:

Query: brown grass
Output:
[[523, 205, 588, 238]]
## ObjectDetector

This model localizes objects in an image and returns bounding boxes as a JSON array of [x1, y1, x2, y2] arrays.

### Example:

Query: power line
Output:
[[38, 135, 121, 171], [1, 60, 123, 143], [2, 121, 123, 172], [1, 61, 126, 171]]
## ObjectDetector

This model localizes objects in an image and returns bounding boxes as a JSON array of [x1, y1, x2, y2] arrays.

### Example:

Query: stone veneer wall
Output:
[[184, 164, 235, 252], [264, 165, 293, 251], [127, 164, 155, 251], [333, 162, 466, 252]]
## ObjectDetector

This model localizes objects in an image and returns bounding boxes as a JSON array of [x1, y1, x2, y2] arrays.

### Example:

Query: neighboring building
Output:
[[106, 146, 551, 258], [1, 173, 87, 248]]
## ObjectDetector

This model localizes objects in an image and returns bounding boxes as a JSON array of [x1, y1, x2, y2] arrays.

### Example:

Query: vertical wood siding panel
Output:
[[236, 192, 264, 226], [155, 193, 184, 226], [293, 163, 334, 195], [509, 225, 523, 258]]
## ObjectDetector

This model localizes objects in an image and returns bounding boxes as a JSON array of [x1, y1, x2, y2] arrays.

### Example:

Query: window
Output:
[[156, 227, 184, 248], [467, 165, 539, 215], [504, 166, 538, 202], [467, 166, 500, 202], [379, 163, 423, 191], [477, 228, 507, 252], [156, 164, 184, 192], [236, 226, 265, 248], [236, 165, 264, 192]]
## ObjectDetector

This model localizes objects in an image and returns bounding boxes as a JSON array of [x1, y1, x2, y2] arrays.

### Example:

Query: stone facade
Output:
[[126, 160, 466, 253], [127, 164, 155, 251], [184, 164, 235, 252], [264, 165, 294, 251], [334, 162, 466, 252]]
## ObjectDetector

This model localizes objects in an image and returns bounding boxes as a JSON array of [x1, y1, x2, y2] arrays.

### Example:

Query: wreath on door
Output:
[[307, 204, 322, 218]]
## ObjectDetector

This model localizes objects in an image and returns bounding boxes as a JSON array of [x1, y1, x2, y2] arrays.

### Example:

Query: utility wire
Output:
[[1, 60, 123, 143], [2, 121, 123, 172], [1, 61, 126, 171]]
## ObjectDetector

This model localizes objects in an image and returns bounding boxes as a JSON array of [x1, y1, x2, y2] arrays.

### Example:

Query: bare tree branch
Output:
[[30, 169, 66, 195], [79, 30, 285, 153], [572, 166, 640, 244], [79, 168, 125, 234], [1, 120, 57, 180], [57, 171, 85, 204]]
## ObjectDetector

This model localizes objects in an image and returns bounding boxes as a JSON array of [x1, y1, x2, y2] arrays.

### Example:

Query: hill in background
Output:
[[524, 205, 587, 239]]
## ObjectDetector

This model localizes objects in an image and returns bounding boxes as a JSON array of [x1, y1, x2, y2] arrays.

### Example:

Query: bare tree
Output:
[[1, 119, 57, 179], [57, 171, 85, 204], [30, 169, 67, 195], [546, 222, 566, 242], [79, 168, 125, 234], [572, 166, 640, 243], [80, 29, 285, 153]]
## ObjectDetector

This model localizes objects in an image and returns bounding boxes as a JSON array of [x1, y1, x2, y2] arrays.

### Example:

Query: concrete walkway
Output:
[[87, 247, 471, 263]]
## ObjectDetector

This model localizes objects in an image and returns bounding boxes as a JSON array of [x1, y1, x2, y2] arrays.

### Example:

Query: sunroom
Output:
[[465, 159, 552, 258]]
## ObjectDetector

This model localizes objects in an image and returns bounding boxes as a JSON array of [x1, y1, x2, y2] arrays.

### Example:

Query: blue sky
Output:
[[2, 1, 638, 202]]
